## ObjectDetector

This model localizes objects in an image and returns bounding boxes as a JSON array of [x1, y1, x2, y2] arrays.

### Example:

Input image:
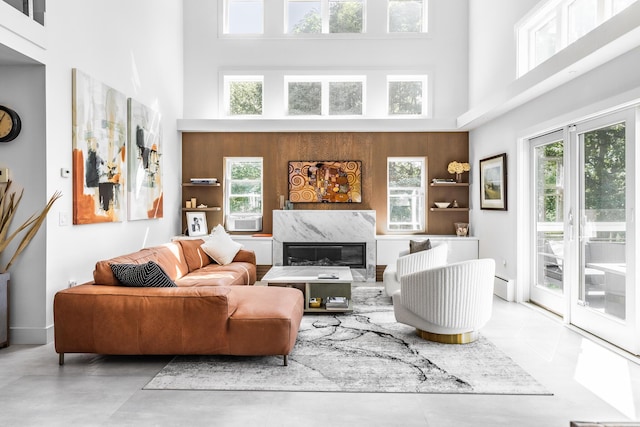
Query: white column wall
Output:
[[0, 0, 184, 344]]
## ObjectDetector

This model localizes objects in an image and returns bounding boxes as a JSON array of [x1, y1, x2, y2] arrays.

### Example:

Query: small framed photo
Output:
[[479, 153, 507, 210], [186, 211, 207, 236]]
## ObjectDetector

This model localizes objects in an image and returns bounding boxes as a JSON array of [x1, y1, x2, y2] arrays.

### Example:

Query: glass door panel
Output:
[[570, 111, 637, 354], [530, 132, 566, 315], [578, 122, 627, 317]]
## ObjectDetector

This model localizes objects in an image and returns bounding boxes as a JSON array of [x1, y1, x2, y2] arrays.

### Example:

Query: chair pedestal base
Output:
[[416, 329, 478, 344]]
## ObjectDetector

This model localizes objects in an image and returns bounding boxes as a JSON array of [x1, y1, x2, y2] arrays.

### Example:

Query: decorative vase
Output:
[[0, 272, 9, 348], [456, 173, 462, 183]]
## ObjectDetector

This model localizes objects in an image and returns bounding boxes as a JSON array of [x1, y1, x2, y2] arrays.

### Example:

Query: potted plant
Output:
[[0, 180, 61, 347]]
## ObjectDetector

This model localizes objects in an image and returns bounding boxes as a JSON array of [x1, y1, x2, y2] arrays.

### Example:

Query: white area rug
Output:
[[144, 287, 550, 395]]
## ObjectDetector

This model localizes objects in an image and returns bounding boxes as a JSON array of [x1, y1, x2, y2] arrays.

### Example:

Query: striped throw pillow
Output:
[[110, 261, 177, 287]]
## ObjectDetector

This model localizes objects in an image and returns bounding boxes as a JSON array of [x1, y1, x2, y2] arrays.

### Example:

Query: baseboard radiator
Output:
[[493, 275, 515, 302]]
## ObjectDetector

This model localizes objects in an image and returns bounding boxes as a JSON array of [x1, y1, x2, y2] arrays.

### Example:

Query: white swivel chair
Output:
[[383, 243, 448, 297], [392, 258, 496, 344]]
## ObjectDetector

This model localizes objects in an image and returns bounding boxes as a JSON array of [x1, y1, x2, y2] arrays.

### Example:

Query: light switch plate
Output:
[[0, 168, 9, 183]]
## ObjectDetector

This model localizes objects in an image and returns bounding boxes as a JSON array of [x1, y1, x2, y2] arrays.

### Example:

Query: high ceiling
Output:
[[0, 43, 39, 66]]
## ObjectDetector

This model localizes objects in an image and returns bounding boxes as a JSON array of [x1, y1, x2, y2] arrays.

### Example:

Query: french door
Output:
[[530, 109, 638, 353], [530, 130, 566, 315]]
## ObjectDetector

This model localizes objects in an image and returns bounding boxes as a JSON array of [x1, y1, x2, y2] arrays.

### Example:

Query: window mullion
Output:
[[322, 0, 330, 33], [322, 79, 329, 115]]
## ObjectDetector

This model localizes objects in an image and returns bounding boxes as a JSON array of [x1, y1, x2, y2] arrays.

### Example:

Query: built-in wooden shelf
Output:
[[429, 207, 470, 212], [181, 207, 222, 212], [430, 182, 469, 187], [182, 183, 221, 187]]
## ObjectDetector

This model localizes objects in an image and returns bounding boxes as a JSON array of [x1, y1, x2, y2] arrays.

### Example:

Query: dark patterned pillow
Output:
[[410, 239, 432, 254], [110, 261, 177, 288]]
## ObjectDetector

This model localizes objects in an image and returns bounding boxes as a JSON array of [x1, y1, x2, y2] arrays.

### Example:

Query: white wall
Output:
[[183, 0, 469, 130], [0, 65, 47, 336], [467, 1, 640, 298], [0, 0, 184, 344], [467, 0, 538, 107]]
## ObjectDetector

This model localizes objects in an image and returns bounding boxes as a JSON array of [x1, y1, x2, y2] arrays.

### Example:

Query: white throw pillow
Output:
[[200, 224, 243, 265]]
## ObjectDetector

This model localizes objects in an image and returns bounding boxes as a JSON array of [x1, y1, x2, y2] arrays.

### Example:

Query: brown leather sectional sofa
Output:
[[53, 239, 304, 366]]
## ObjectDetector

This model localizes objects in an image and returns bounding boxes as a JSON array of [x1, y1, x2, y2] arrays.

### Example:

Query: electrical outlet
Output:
[[68, 280, 77, 288]]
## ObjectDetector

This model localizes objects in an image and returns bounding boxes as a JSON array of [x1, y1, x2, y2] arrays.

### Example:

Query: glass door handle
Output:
[[568, 210, 574, 240]]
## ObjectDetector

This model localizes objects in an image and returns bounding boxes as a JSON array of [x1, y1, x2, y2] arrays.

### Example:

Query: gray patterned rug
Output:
[[144, 287, 550, 395]]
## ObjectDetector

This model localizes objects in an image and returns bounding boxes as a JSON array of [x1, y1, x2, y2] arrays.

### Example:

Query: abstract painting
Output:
[[127, 98, 163, 220], [72, 69, 127, 224]]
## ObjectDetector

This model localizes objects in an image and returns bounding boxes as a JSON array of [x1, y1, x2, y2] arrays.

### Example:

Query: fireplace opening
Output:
[[283, 242, 366, 269]]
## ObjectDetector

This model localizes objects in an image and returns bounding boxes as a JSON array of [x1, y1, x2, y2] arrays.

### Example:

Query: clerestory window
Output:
[[224, 0, 264, 34], [517, 0, 637, 76], [286, 76, 365, 116], [388, 0, 427, 33], [286, 0, 365, 34], [387, 75, 428, 116], [224, 76, 264, 116]]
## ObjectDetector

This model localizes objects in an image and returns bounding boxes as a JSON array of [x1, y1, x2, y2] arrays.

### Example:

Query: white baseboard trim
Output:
[[10, 324, 53, 345]]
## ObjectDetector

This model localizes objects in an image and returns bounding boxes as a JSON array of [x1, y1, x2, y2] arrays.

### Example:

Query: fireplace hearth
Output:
[[272, 210, 376, 281], [283, 242, 366, 269]]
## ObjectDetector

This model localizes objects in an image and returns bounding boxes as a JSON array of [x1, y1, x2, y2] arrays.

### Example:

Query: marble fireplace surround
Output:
[[272, 210, 376, 281]]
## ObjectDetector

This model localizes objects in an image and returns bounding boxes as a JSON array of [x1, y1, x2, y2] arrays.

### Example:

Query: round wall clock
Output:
[[0, 105, 22, 143]]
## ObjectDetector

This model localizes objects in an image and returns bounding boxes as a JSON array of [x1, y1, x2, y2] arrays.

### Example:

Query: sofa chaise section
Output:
[[54, 284, 304, 365]]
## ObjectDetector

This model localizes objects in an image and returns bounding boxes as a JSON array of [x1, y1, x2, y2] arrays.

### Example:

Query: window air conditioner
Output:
[[226, 214, 262, 232]]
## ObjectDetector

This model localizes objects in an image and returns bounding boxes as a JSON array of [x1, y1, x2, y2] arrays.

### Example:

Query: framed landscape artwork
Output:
[[288, 161, 362, 203], [479, 153, 507, 210]]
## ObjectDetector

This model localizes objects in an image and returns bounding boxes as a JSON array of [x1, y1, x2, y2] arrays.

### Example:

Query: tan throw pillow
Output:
[[410, 239, 432, 254], [177, 238, 212, 272], [201, 224, 243, 265]]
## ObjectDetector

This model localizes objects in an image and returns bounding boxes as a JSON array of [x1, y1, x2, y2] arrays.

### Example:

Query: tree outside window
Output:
[[287, 0, 364, 34], [288, 81, 322, 115], [287, 77, 364, 116], [388, 78, 425, 115], [225, 158, 263, 215], [228, 79, 263, 116], [329, 81, 363, 115], [388, 0, 425, 33]]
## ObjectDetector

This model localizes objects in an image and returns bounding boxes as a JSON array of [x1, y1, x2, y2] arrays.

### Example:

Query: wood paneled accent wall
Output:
[[181, 132, 469, 235]]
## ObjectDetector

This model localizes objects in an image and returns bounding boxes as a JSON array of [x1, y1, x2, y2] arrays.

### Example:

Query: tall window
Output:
[[224, 76, 264, 116], [387, 157, 426, 231], [517, 0, 637, 75], [224, 158, 263, 217], [286, 0, 365, 34], [388, 0, 427, 33], [388, 75, 427, 116], [224, 0, 263, 34], [286, 76, 365, 116]]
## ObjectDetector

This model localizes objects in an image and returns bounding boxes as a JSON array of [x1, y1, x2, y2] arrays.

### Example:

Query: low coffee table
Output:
[[261, 266, 353, 313]]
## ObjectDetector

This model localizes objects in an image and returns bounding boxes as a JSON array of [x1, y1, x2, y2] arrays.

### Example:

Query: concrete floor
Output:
[[2, 295, 640, 426]]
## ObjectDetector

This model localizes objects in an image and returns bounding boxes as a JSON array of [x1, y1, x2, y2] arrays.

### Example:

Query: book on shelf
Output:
[[431, 178, 456, 184], [190, 178, 218, 184]]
